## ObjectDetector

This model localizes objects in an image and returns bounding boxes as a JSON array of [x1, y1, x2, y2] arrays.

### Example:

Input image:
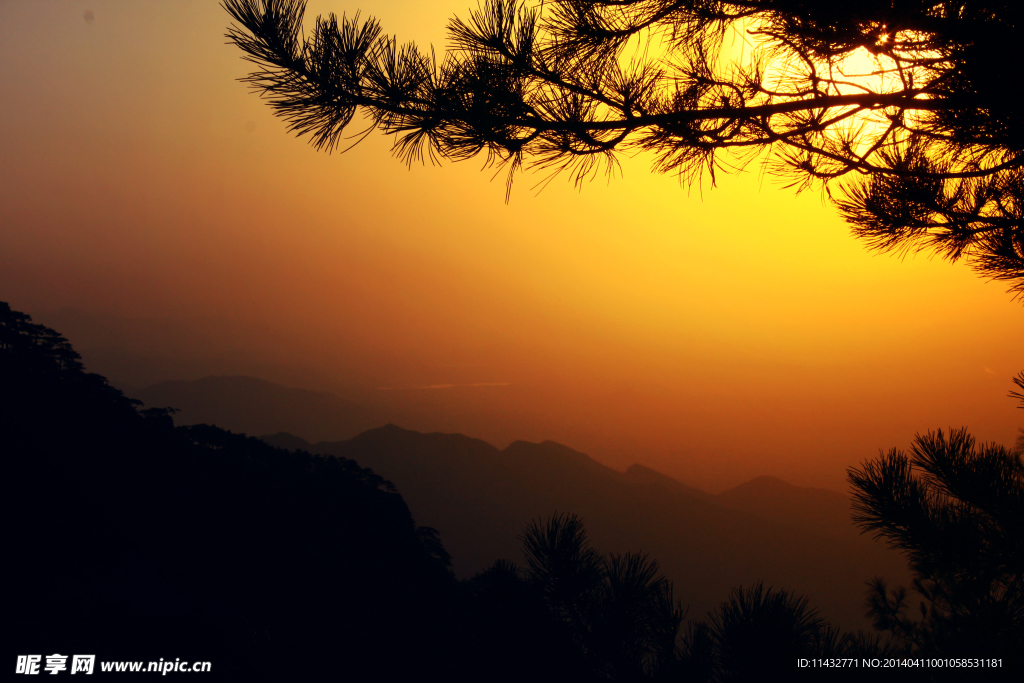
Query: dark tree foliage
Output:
[[469, 513, 684, 682], [0, 302, 83, 369], [1, 302, 484, 681], [1011, 371, 1024, 407], [224, 0, 1024, 295], [1013, 371, 1024, 454], [847, 428, 1024, 670], [679, 583, 899, 683], [470, 514, 899, 682]]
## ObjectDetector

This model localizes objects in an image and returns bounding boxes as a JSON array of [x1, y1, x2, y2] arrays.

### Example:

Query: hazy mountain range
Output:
[[135, 376, 388, 444], [135, 375, 911, 633]]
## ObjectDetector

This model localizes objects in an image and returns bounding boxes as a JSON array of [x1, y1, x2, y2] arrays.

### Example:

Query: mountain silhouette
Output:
[[622, 463, 716, 502], [8, 304, 926, 679], [2, 304, 483, 681], [262, 426, 910, 632], [717, 475, 862, 540], [135, 375, 388, 442]]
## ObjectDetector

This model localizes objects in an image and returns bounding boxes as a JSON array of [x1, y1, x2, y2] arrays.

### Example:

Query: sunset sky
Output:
[[2, 0, 1022, 492]]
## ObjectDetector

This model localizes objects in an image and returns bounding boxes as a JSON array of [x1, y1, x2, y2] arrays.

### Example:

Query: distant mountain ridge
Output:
[[260, 426, 909, 633], [135, 375, 388, 443], [135, 374, 910, 631], [717, 475, 858, 541], [622, 463, 715, 502]]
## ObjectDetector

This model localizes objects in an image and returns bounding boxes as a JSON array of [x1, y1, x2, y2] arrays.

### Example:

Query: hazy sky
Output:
[[2, 0, 1022, 491]]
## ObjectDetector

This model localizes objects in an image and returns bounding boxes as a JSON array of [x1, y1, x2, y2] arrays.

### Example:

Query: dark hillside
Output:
[[2, 303, 475, 681]]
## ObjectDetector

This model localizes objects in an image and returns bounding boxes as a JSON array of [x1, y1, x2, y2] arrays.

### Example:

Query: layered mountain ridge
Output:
[[261, 425, 908, 632], [135, 373, 909, 632]]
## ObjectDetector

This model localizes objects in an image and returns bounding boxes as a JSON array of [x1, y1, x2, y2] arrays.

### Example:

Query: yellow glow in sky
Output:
[[1, 0, 1021, 492]]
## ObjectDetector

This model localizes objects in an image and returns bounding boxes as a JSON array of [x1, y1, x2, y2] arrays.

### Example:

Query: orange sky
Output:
[[2, 1, 1021, 492]]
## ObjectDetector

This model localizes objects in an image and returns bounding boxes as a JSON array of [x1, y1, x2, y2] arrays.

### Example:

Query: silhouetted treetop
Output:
[[1013, 373, 1024, 454], [0, 301, 145, 418], [225, 0, 1024, 295], [1, 301, 84, 374], [849, 428, 1024, 577], [847, 428, 1024, 659], [473, 513, 684, 681], [1011, 370, 1024, 408]]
